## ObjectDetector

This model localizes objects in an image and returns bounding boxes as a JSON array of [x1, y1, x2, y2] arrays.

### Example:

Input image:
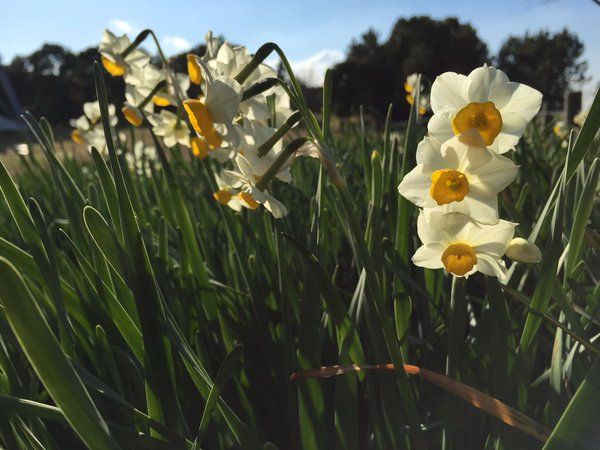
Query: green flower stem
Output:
[[138, 80, 167, 110], [240, 78, 279, 102], [443, 276, 467, 450], [336, 174, 427, 450], [257, 111, 302, 157], [268, 37, 427, 442], [235, 43, 321, 137], [147, 30, 186, 105], [255, 138, 308, 191], [121, 30, 151, 58]]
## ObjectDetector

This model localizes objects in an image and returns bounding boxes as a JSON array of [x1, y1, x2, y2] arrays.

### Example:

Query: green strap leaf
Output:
[[543, 356, 600, 450], [0, 257, 121, 450], [192, 344, 244, 449]]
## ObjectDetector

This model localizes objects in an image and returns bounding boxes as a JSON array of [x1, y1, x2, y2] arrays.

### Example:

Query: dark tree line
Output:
[[0, 17, 588, 126], [331, 16, 587, 118], [332, 17, 489, 118], [0, 43, 205, 128]]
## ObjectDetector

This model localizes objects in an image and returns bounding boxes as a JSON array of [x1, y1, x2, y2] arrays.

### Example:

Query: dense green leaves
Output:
[[0, 52, 597, 450], [0, 258, 121, 450]]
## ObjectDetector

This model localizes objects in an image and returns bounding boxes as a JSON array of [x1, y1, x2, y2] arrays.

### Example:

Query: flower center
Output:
[[213, 190, 232, 205], [238, 192, 260, 210], [429, 169, 469, 205], [183, 100, 223, 149], [122, 105, 143, 127], [71, 129, 84, 144], [101, 56, 125, 77], [187, 55, 204, 85], [441, 243, 477, 276], [451, 101, 502, 146], [191, 137, 209, 159]]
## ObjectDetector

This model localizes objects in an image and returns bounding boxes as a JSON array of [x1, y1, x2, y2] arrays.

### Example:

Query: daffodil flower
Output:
[[212, 171, 243, 212], [224, 154, 287, 218], [153, 72, 190, 107], [428, 64, 542, 154], [206, 42, 294, 125], [99, 30, 150, 83], [69, 102, 117, 148], [147, 110, 190, 148], [84, 127, 111, 153], [129, 64, 189, 107], [203, 30, 224, 62], [70, 102, 117, 131], [237, 120, 293, 183], [404, 73, 429, 116], [183, 57, 242, 149], [553, 120, 569, 140], [122, 85, 155, 127], [398, 131, 518, 224], [413, 210, 516, 279]]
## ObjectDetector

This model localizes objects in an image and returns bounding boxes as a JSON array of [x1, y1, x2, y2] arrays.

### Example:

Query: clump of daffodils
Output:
[[74, 28, 313, 218], [404, 73, 430, 116], [70, 101, 118, 152], [399, 65, 543, 280]]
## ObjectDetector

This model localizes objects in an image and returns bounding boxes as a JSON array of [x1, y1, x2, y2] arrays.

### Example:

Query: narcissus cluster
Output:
[[399, 66, 543, 280], [71, 29, 318, 218]]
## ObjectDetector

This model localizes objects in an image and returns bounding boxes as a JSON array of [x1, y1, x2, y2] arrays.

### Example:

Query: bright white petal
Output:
[[206, 79, 242, 124], [427, 112, 454, 144], [470, 220, 516, 257], [263, 193, 288, 218], [412, 244, 444, 269], [234, 154, 255, 180], [415, 135, 444, 166], [430, 72, 469, 113], [397, 165, 431, 207], [470, 153, 519, 192], [462, 190, 499, 224], [467, 65, 510, 105], [475, 253, 507, 280]]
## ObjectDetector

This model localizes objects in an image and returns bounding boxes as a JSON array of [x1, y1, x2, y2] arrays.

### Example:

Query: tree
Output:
[[497, 29, 587, 109], [332, 16, 489, 118], [4, 44, 124, 128]]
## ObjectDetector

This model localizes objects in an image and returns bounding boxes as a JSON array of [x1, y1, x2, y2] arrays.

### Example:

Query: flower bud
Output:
[[506, 238, 542, 263]]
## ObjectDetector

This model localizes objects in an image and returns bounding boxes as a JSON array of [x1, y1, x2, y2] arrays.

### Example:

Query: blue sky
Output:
[[1, 0, 599, 104]]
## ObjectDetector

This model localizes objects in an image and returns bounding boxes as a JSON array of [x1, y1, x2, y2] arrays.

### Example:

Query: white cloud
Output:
[[108, 19, 135, 35], [163, 36, 192, 53], [290, 50, 345, 87]]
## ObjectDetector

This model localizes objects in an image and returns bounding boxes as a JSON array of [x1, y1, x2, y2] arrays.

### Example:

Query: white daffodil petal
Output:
[[467, 65, 511, 106], [470, 153, 519, 192], [470, 220, 516, 257], [430, 72, 469, 113], [263, 194, 288, 219], [427, 112, 454, 144], [235, 154, 255, 179], [205, 79, 242, 124], [475, 253, 508, 280], [416, 135, 446, 168], [412, 244, 445, 269], [398, 165, 431, 207], [462, 189, 499, 224]]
